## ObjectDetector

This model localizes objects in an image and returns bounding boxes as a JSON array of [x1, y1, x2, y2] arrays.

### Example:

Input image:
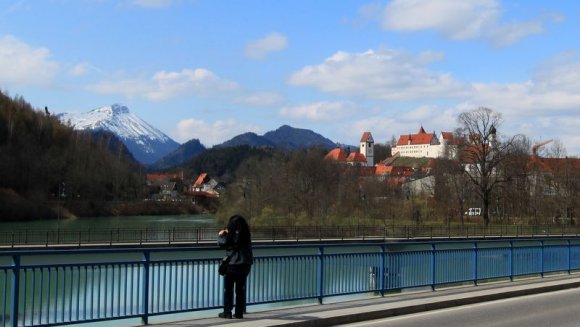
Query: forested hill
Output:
[[0, 92, 145, 220]]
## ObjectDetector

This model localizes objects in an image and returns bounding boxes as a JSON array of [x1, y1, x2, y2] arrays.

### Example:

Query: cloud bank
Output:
[[369, 0, 550, 46], [88, 68, 239, 100], [0, 35, 59, 86], [289, 49, 467, 101]]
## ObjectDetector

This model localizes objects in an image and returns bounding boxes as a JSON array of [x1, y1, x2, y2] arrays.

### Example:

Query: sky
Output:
[[1, 0, 580, 156]]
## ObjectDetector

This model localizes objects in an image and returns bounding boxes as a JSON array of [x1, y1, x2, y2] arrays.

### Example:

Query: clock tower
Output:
[[359, 132, 374, 166]]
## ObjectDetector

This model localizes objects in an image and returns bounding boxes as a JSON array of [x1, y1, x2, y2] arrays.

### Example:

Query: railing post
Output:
[[380, 245, 385, 296], [431, 243, 436, 290], [509, 241, 514, 281], [142, 251, 150, 325], [10, 255, 20, 327], [473, 242, 478, 286], [317, 246, 324, 304], [568, 240, 571, 274], [540, 240, 545, 277]]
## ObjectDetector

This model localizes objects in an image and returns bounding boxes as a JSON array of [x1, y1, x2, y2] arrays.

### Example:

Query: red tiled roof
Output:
[[395, 126, 436, 146], [441, 132, 463, 145], [346, 152, 367, 162], [375, 164, 393, 175], [360, 132, 373, 143], [528, 155, 580, 174], [440, 132, 453, 140], [193, 173, 208, 188], [324, 148, 347, 161]]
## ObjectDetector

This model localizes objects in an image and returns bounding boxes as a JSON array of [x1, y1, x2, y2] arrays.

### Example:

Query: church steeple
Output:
[[360, 132, 374, 166]]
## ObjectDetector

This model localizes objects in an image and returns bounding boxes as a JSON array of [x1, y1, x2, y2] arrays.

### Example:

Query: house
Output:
[[145, 172, 183, 201], [346, 152, 368, 167], [189, 172, 220, 199], [392, 126, 456, 158], [527, 155, 580, 197], [324, 148, 348, 162]]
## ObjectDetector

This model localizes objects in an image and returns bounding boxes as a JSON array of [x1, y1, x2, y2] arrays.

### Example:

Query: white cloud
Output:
[[174, 118, 262, 146], [465, 53, 580, 117], [378, 0, 550, 46], [148, 69, 238, 100], [88, 68, 239, 100], [0, 35, 59, 86], [383, 0, 499, 39], [236, 91, 284, 106], [488, 21, 544, 47], [69, 63, 89, 76], [244, 32, 288, 60], [128, 0, 173, 8], [280, 101, 358, 122], [289, 49, 467, 100]]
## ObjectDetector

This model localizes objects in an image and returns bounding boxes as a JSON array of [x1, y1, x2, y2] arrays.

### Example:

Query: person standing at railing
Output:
[[217, 214, 253, 319]]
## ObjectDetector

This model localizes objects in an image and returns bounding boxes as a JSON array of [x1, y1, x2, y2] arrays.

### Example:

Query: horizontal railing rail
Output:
[[0, 224, 579, 248], [0, 239, 579, 326]]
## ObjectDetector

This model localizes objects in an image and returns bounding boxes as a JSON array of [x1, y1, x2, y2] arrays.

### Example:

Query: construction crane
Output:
[[532, 139, 553, 156]]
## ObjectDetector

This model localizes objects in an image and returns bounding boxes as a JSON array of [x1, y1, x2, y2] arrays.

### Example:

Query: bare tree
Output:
[[544, 138, 567, 158], [457, 107, 523, 226]]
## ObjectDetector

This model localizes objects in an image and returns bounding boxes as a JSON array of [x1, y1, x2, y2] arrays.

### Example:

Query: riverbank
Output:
[[0, 191, 211, 221]]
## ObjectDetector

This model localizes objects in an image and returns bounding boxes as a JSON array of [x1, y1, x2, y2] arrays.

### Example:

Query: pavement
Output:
[[144, 274, 580, 327]]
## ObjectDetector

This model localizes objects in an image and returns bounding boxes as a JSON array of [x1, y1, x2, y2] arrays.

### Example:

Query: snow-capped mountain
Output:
[[57, 104, 180, 165]]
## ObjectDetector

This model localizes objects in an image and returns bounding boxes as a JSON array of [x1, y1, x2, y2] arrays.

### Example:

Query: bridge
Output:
[[0, 238, 579, 326], [1, 225, 579, 247]]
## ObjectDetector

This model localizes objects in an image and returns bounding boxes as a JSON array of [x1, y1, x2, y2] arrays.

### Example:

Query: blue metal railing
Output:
[[0, 239, 579, 326]]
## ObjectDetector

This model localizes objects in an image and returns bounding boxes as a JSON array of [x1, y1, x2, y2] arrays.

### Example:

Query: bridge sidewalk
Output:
[[146, 275, 580, 327]]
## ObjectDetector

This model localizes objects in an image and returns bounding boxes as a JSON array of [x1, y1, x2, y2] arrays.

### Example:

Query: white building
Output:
[[393, 127, 456, 159]]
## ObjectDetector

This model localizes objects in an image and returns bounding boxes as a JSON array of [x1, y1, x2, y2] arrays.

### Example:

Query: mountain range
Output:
[[57, 104, 180, 164], [58, 105, 339, 168]]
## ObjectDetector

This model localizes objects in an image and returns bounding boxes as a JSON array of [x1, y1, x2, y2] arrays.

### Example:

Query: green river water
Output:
[[0, 214, 217, 231]]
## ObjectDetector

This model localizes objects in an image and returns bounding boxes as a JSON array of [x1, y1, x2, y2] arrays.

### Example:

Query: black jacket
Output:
[[218, 230, 253, 266]]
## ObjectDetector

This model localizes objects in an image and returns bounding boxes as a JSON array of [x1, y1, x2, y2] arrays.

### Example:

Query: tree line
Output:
[[0, 91, 145, 220], [216, 108, 579, 227], [2, 91, 577, 227]]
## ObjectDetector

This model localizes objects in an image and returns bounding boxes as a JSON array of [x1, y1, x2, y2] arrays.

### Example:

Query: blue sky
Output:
[[1, 0, 579, 155]]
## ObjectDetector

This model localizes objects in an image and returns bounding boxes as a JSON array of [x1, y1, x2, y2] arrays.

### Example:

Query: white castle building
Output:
[[393, 126, 456, 159]]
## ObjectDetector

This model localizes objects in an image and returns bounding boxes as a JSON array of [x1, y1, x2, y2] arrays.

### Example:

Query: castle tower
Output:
[[360, 132, 374, 166]]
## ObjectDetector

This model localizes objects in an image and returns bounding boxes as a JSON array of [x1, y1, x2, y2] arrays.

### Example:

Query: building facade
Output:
[[393, 127, 456, 158]]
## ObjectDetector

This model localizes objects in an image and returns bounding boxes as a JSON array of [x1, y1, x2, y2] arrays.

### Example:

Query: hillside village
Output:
[[146, 124, 580, 223]]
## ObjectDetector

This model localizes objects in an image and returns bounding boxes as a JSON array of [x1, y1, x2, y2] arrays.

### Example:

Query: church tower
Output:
[[359, 132, 374, 166]]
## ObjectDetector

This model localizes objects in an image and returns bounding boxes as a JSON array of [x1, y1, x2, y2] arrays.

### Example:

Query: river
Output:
[[0, 214, 218, 231]]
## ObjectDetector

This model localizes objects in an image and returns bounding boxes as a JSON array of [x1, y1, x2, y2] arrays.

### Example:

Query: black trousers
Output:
[[223, 264, 251, 315]]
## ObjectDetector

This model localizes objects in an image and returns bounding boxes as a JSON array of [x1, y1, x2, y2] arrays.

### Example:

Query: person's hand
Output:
[[218, 229, 228, 236]]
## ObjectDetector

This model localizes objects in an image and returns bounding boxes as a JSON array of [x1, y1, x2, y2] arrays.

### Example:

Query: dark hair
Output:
[[227, 215, 251, 245]]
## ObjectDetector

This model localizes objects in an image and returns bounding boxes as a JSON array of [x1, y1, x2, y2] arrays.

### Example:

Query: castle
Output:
[[325, 126, 456, 168], [392, 126, 456, 158]]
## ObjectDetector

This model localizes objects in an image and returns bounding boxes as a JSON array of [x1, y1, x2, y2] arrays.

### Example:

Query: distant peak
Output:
[[92, 104, 130, 116], [109, 104, 130, 115]]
